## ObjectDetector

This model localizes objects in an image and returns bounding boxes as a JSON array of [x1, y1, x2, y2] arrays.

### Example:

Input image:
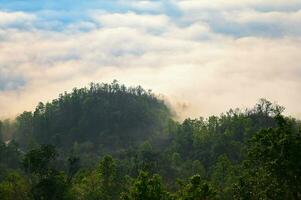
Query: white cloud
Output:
[[176, 0, 301, 11], [223, 9, 301, 25], [0, 4, 301, 120], [174, 1, 301, 37], [117, 0, 164, 11], [91, 11, 170, 32], [0, 11, 35, 26]]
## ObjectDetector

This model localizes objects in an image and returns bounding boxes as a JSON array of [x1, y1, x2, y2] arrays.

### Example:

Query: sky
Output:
[[0, 0, 301, 120]]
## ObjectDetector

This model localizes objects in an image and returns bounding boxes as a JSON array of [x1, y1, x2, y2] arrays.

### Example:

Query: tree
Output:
[[2, 82, 299, 200], [67, 156, 80, 183], [23, 145, 57, 177], [176, 174, 216, 200], [0, 140, 21, 170], [71, 155, 122, 200], [14, 81, 171, 156], [98, 155, 120, 199], [0, 171, 32, 200], [71, 170, 102, 200], [0, 120, 3, 142], [22, 145, 71, 200], [237, 115, 301, 199], [134, 142, 160, 175], [211, 155, 235, 199], [121, 171, 172, 200], [191, 160, 206, 179], [233, 167, 284, 200], [15, 111, 34, 150]]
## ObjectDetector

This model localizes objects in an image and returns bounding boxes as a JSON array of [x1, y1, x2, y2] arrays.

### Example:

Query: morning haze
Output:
[[0, 1, 300, 199]]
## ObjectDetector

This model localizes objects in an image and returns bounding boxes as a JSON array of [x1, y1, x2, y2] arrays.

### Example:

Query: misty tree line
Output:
[[0, 81, 300, 199]]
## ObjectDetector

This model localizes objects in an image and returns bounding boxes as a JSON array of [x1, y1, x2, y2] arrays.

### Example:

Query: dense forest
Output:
[[0, 81, 300, 200]]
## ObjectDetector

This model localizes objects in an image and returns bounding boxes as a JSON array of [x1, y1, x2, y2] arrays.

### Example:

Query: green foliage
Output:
[[0, 81, 299, 200], [121, 171, 172, 200], [133, 141, 161, 175], [23, 145, 58, 177], [14, 81, 171, 158], [15, 111, 34, 150], [191, 160, 206, 178], [238, 115, 301, 199], [233, 167, 285, 200], [0, 140, 21, 170], [72, 155, 122, 200], [0, 121, 3, 142], [67, 156, 80, 182], [211, 155, 236, 199], [22, 145, 71, 200], [71, 170, 102, 200], [98, 155, 120, 199], [0, 171, 32, 200], [32, 172, 71, 200], [176, 174, 216, 200]]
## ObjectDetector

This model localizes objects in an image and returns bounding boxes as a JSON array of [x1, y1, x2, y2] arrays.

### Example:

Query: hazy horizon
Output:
[[1, 0, 301, 120]]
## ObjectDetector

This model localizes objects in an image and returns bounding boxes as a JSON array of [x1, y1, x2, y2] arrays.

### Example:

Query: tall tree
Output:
[[176, 174, 216, 200], [22, 145, 71, 200], [236, 115, 301, 199], [98, 155, 120, 199], [121, 171, 172, 200]]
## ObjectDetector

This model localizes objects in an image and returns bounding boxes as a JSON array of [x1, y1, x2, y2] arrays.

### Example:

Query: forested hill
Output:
[[0, 82, 300, 200], [14, 81, 171, 153]]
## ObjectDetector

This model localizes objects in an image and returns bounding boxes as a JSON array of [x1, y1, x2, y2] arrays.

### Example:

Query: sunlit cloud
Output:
[[0, 11, 35, 24], [0, 1, 301, 120]]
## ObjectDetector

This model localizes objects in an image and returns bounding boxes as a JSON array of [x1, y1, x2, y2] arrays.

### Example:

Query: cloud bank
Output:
[[0, 0, 301, 120]]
